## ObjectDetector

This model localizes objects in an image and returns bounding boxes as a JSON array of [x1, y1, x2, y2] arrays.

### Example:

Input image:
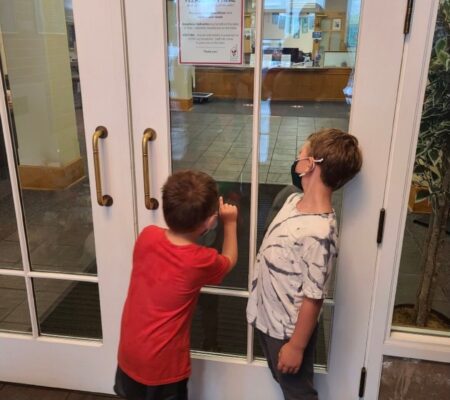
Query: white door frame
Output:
[[364, 1, 450, 398], [0, 0, 136, 393], [124, 1, 409, 399]]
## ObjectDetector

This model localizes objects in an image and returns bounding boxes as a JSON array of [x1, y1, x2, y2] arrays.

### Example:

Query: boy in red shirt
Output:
[[114, 170, 238, 400]]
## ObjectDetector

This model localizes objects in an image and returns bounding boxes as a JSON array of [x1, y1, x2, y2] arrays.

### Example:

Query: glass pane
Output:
[[34, 278, 102, 339], [253, 303, 333, 368], [167, 0, 257, 290], [392, 2, 450, 335], [0, 275, 31, 333], [191, 294, 247, 357], [257, 0, 360, 302], [167, 0, 361, 359], [0, 0, 97, 275], [0, 124, 22, 270]]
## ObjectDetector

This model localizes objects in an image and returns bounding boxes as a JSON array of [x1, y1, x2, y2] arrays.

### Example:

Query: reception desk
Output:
[[194, 66, 351, 102]]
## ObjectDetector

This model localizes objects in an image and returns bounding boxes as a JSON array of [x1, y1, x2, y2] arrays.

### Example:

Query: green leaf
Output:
[[438, 50, 450, 65], [430, 170, 441, 182], [429, 147, 440, 157], [414, 164, 426, 174], [435, 38, 447, 53], [428, 149, 441, 164], [415, 189, 430, 202]]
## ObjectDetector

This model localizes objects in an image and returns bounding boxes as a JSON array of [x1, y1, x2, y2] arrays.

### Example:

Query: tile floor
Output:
[[171, 108, 349, 185]]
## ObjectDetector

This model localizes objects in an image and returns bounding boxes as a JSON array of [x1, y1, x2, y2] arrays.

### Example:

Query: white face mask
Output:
[[209, 216, 218, 231], [198, 214, 218, 247], [201, 214, 218, 237]]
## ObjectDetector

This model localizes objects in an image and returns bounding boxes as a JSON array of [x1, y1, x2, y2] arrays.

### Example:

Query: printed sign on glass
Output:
[[178, 0, 243, 65]]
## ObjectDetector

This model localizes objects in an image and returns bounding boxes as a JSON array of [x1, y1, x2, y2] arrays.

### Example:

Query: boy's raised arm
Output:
[[219, 196, 238, 271]]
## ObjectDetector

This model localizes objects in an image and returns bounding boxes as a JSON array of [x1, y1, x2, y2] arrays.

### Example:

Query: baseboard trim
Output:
[[170, 98, 193, 111], [19, 157, 85, 190]]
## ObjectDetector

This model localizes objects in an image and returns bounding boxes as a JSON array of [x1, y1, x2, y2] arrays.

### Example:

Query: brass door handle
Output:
[[142, 128, 159, 210], [92, 126, 113, 207]]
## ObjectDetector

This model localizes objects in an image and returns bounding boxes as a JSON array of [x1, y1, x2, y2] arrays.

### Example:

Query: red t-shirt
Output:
[[118, 225, 230, 385]]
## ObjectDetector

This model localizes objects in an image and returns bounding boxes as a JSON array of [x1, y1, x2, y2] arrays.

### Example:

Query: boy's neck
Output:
[[297, 184, 333, 214], [166, 229, 201, 245]]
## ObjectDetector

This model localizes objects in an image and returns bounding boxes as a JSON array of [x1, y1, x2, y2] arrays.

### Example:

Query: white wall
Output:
[[0, 34, 7, 74], [167, 1, 193, 100], [326, 0, 348, 12], [263, 12, 314, 53]]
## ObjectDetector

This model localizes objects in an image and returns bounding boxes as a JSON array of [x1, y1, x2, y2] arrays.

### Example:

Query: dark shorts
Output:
[[257, 326, 319, 400], [114, 366, 188, 400]]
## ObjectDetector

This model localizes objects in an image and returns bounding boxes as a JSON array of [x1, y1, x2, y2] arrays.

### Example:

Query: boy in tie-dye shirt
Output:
[[247, 129, 362, 400]]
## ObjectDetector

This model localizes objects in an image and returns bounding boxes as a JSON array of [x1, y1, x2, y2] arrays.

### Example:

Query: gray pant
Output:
[[257, 327, 319, 400]]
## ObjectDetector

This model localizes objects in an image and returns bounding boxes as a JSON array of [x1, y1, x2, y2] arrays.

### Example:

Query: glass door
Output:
[[0, 1, 135, 393], [0, 0, 416, 396], [125, 0, 408, 399]]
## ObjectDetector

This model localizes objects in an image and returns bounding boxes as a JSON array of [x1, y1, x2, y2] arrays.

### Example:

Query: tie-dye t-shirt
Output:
[[246, 193, 338, 340]]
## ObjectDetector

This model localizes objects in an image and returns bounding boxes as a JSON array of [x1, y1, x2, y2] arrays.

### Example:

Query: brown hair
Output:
[[307, 128, 363, 190], [162, 170, 218, 233]]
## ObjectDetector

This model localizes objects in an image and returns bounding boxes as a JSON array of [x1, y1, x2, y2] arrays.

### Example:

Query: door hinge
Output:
[[404, 0, 414, 34], [377, 208, 386, 244], [359, 367, 367, 398]]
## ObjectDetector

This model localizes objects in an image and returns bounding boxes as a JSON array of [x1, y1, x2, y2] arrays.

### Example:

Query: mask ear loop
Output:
[[295, 157, 324, 177], [298, 157, 324, 176]]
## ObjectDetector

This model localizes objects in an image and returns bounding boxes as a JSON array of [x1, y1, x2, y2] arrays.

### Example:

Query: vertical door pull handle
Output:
[[142, 128, 159, 210], [92, 126, 113, 207]]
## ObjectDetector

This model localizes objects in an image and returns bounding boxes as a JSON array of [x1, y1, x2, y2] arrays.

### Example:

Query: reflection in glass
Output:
[[0, 275, 31, 333], [0, 122, 22, 270], [34, 278, 102, 339], [253, 303, 333, 368], [392, 2, 449, 335], [191, 294, 248, 357], [0, 0, 97, 275], [257, 0, 360, 302], [251, 0, 360, 369]]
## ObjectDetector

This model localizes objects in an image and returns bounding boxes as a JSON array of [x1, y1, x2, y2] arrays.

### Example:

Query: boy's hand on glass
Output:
[[277, 342, 304, 374], [218, 196, 238, 224]]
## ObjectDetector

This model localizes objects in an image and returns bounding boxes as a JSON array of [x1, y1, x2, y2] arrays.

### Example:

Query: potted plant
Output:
[[411, 0, 450, 327]]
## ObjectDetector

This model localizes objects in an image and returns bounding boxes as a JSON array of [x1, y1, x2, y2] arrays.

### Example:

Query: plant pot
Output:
[[392, 304, 450, 331]]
